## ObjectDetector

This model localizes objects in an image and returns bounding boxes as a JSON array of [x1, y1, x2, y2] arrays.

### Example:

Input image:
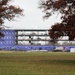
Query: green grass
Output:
[[0, 51, 75, 75]]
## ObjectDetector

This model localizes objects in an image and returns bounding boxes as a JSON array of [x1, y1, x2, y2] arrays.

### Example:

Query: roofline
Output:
[[0, 29, 49, 31]]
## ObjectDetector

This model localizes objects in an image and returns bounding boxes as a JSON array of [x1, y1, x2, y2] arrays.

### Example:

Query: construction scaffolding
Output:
[[0, 29, 74, 51]]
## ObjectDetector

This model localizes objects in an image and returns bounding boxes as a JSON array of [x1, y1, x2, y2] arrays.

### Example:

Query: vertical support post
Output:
[[15, 30, 18, 45]]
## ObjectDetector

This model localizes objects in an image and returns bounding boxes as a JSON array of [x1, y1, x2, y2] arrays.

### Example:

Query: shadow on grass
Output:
[[33, 59, 75, 66]]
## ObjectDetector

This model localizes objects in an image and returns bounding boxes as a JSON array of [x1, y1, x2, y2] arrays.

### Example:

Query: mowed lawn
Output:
[[0, 51, 75, 75]]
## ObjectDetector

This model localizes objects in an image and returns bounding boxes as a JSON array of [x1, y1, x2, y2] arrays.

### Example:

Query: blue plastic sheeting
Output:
[[0, 30, 15, 35], [13, 45, 33, 51], [64, 46, 75, 51], [0, 45, 55, 51], [0, 46, 12, 50], [34, 46, 54, 50], [64, 46, 70, 51], [0, 30, 15, 46], [11, 45, 54, 51], [1, 45, 75, 51], [0, 41, 15, 46]]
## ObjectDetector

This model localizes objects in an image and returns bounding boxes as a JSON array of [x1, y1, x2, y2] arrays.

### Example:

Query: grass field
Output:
[[0, 51, 75, 75]]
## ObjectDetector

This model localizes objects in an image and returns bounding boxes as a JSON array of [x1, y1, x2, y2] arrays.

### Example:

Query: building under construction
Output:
[[0, 29, 73, 51]]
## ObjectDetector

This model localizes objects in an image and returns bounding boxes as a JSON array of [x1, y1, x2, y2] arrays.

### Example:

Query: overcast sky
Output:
[[5, 0, 62, 29]]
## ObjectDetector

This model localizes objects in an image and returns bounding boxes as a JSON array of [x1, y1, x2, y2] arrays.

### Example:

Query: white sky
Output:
[[5, 0, 62, 29]]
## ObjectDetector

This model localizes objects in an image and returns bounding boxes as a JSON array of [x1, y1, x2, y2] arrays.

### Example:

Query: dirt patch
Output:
[[0, 50, 16, 53]]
